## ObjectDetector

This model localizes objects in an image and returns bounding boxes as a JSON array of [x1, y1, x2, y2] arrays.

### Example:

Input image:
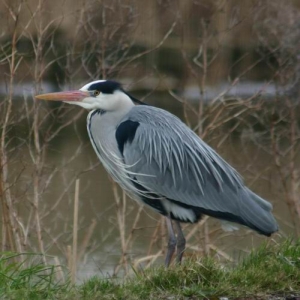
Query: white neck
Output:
[[108, 90, 134, 113]]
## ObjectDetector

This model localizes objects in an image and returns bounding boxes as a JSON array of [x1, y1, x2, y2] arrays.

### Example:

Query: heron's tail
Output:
[[240, 187, 278, 236]]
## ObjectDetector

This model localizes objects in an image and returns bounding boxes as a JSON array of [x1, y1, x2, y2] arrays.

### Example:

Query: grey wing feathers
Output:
[[121, 106, 278, 235]]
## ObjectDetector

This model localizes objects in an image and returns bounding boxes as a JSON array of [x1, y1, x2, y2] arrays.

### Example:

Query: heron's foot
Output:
[[165, 236, 176, 267], [165, 217, 177, 267], [174, 221, 186, 265], [165, 218, 186, 267], [176, 234, 186, 264]]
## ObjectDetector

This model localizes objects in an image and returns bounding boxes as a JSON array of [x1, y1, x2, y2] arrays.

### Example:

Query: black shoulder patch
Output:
[[115, 120, 140, 155], [88, 80, 122, 94]]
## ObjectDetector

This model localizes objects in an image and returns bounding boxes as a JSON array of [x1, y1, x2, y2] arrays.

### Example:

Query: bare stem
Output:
[[71, 179, 80, 283], [0, 4, 23, 254]]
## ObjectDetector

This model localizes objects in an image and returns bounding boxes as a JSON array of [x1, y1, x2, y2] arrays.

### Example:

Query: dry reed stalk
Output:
[[114, 204, 145, 275], [30, 0, 48, 265], [77, 218, 97, 263], [144, 250, 164, 269], [270, 121, 299, 234], [124, 206, 143, 250], [209, 244, 233, 261], [71, 179, 80, 283], [0, 3, 23, 254], [147, 218, 161, 256], [204, 222, 210, 255], [67, 245, 72, 277], [286, 99, 300, 226], [0, 177, 15, 252], [54, 256, 65, 282], [33, 174, 46, 264], [185, 216, 208, 241], [112, 184, 129, 273], [134, 251, 163, 269]]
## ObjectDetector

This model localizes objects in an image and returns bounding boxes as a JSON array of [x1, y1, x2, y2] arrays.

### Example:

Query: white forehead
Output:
[[80, 80, 106, 91]]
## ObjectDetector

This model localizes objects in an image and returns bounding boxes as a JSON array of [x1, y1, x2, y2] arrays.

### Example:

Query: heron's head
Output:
[[35, 80, 143, 111]]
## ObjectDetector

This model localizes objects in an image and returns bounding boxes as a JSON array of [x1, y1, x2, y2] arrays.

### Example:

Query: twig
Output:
[[71, 179, 80, 283]]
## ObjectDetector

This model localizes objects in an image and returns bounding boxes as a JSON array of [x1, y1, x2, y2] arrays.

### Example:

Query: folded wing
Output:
[[117, 106, 278, 235]]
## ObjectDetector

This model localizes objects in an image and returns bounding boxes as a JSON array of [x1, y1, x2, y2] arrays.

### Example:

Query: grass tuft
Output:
[[0, 240, 300, 299], [0, 253, 70, 299]]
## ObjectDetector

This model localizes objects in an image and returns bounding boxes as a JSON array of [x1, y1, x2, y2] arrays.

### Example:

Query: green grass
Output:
[[1, 240, 300, 299]]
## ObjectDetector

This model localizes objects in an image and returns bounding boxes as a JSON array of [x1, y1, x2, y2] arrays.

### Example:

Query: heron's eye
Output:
[[93, 90, 100, 96]]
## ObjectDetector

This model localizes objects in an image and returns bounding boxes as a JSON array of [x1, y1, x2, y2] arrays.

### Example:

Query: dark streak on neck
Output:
[[122, 90, 148, 106]]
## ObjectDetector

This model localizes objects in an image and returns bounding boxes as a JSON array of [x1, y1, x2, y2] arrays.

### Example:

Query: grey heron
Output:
[[36, 80, 278, 266]]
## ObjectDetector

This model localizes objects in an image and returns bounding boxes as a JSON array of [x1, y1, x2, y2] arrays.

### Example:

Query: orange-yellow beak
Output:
[[35, 90, 89, 102]]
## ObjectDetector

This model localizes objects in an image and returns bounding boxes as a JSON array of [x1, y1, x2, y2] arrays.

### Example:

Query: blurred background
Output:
[[0, 0, 299, 281]]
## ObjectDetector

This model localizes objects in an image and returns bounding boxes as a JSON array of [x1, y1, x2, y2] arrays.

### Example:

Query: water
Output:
[[3, 92, 298, 281]]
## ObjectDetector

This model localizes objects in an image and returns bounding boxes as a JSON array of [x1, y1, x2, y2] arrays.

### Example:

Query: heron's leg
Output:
[[165, 217, 176, 267], [174, 221, 186, 264]]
